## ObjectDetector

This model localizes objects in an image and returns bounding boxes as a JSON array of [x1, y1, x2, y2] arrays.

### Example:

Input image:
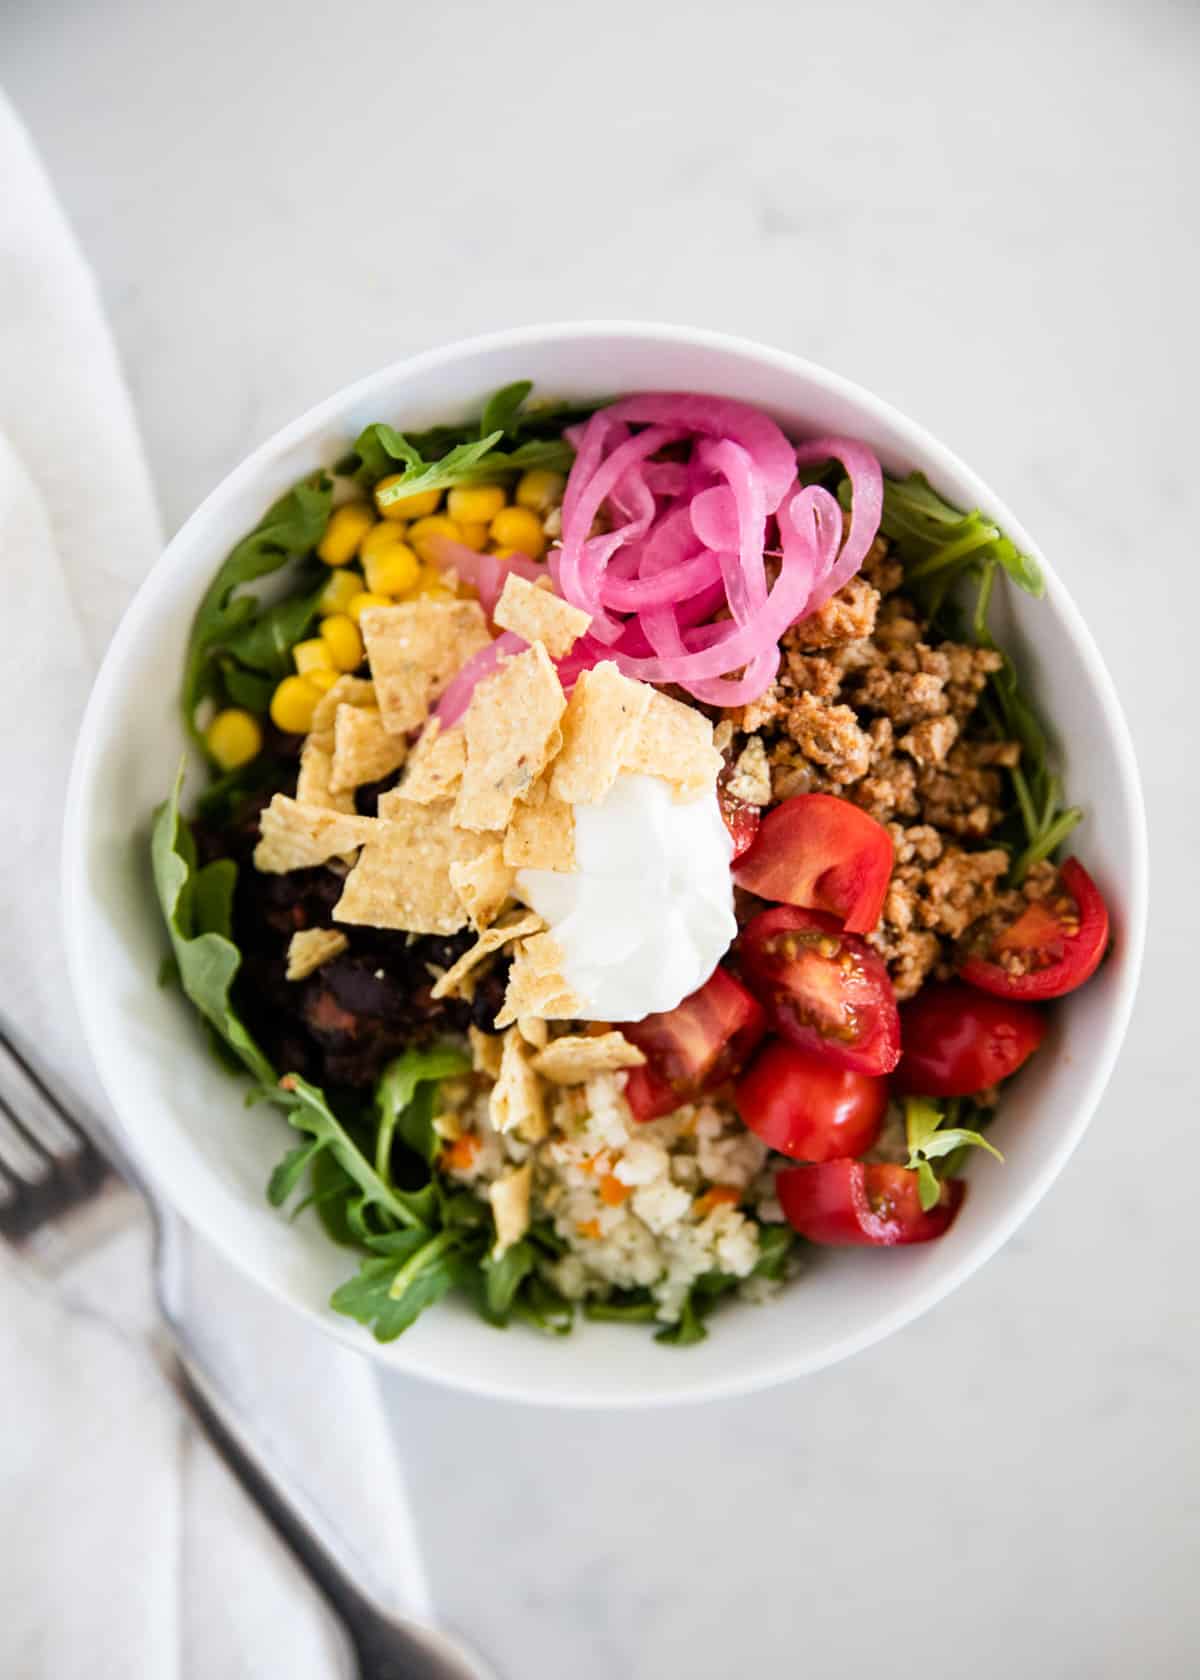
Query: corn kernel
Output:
[[317, 503, 375, 566], [305, 668, 340, 693], [269, 675, 322, 734], [489, 505, 546, 559], [456, 522, 489, 552], [320, 613, 365, 672], [375, 477, 440, 521], [317, 568, 366, 616], [205, 708, 262, 770], [412, 565, 456, 601], [292, 637, 335, 676], [515, 468, 566, 514], [447, 484, 507, 525], [360, 524, 421, 596], [408, 514, 464, 563], [346, 590, 390, 624], [489, 545, 520, 560]]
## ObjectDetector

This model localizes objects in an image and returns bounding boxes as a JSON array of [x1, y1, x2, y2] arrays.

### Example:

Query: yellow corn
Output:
[[375, 477, 440, 521], [346, 589, 390, 624], [317, 502, 375, 566], [515, 468, 566, 514], [205, 708, 262, 770], [270, 675, 322, 734], [317, 567, 366, 616], [412, 565, 456, 601], [447, 484, 507, 525], [361, 524, 421, 596], [489, 505, 546, 559], [292, 637, 335, 676], [456, 522, 489, 552], [320, 613, 364, 672], [305, 668, 340, 693], [408, 514, 464, 563]]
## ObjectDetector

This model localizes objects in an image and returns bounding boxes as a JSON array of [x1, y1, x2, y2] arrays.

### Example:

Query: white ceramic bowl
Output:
[[63, 323, 1147, 1408]]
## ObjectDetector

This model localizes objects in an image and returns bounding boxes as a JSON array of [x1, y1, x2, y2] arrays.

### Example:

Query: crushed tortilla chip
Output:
[[502, 773, 576, 872], [531, 1031, 646, 1084], [489, 1159, 534, 1253], [495, 932, 587, 1028], [623, 688, 722, 800], [517, 1016, 549, 1049], [360, 600, 490, 735], [311, 674, 376, 736], [285, 927, 349, 981], [329, 705, 409, 793], [296, 734, 357, 815], [448, 841, 515, 931], [549, 661, 653, 805], [454, 641, 566, 833], [332, 793, 489, 934], [397, 719, 467, 804], [254, 795, 377, 874], [469, 1025, 505, 1080], [430, 909, 544, 1001], [493, 573, 592, 657], [490, 1033, 546, 1143]]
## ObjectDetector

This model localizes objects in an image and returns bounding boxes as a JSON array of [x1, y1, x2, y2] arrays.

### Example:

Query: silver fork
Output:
[[0, 1015, 494, 1680]]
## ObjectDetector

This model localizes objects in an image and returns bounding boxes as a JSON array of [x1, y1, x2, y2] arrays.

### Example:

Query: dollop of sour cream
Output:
[[515, 772, 736, 1023]]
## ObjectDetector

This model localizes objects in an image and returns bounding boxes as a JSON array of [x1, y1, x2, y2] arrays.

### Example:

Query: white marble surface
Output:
[[8, 0, 1198, 1674]]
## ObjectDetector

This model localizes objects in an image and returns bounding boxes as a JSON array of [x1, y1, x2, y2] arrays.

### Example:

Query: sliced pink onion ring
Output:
[[793, 436, 883, 607]]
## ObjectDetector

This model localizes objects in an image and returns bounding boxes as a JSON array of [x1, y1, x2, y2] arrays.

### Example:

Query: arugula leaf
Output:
[[181, 474, 332, 744], [218, 662, 277, 714], [151, 768, 276, 1085], [371, 434, 574, 511], [584, 1289, 658, 1324], [269, 1072, 434, 1231], [511, 1274, 575, 1336], [479, 380, 534, 440], [655, 1293, 709, 1346], [480, 1240, 536, 1324], [330, 1228, 463, 1342], [751, 1223, 796, 1281], [903, 1096, 1003, 1210], [220, 583, 324, 682], [872, 472, 1045, 600], [374, 1043, 472, 1175]]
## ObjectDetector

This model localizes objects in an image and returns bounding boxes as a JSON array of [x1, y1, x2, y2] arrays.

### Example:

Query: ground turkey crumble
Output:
[[724, 536, 1043, 1000]]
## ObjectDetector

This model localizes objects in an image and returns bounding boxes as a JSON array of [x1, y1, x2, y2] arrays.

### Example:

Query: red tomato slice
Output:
[[717, 777, 761, 862], [960, 858, 1110, 1001], [777, 1160, 965, 1245], [620, 966, 767, 1122], [733, 793, 893, 933], [894, 981, 1046, 1097], [735, 1041, 887, 1161], [737, 906, 901, 1076]]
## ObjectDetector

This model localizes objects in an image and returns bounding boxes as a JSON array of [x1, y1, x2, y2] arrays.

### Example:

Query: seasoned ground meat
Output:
[[785, 575, 880, 650]]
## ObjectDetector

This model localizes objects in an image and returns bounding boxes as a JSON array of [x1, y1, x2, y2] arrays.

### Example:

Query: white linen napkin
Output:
[[0, 92, 431, 1677]]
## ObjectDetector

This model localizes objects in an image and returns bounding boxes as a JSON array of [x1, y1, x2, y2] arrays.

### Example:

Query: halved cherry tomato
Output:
[[960, 857, 1110, 1001], [735, 1041, 887, 1161], [776, 1160, 965, 1245], [894, 981, 1046, 1097], [737, 906, 901, 1076], [620, 966, 767, 1122], [717, 776, 761, 862], [733, 793, 893, 934]]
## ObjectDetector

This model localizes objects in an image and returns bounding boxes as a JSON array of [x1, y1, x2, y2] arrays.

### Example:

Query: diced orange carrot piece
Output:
[[576, 1218, 602, 1239], [441, 1134, 480, 1172], [694, 1185, 741, 1217], [599, 1173, 631, 1207]]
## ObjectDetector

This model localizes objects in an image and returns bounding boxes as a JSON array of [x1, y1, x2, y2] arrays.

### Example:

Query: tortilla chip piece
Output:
[[517, 1016, 549, 1049], [531, 1031, 646, 1084], [329, 705, 409, 793], [311, 674, 376, 736], [623, 689, 722, 800], [493, 573, 592, 658], [454, 642, 566, 833], [469, 1025, 505, 1080], [494, 932, 588, 1028], [549, 661, 653, 806], [490, 1033, 547, 1142], [430, 909, 544, 1001], [332, 794, 488, 934], [449, 841, 515, 931], [502, 774, 576, 872], [296, 734, 357, 815], [360, 600, 490, 735], [285, 927, 349, 981], [397, 719, 467, 805], [489, 1159, 534, 1253], [254, 795, 377, 873]]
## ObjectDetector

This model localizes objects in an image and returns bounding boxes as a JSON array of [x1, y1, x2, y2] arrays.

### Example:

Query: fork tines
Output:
[[0, 1020, 110, 1240]]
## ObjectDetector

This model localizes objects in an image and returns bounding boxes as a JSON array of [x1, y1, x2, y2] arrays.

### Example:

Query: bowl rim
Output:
[[62, 319, 1149, 1407]]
